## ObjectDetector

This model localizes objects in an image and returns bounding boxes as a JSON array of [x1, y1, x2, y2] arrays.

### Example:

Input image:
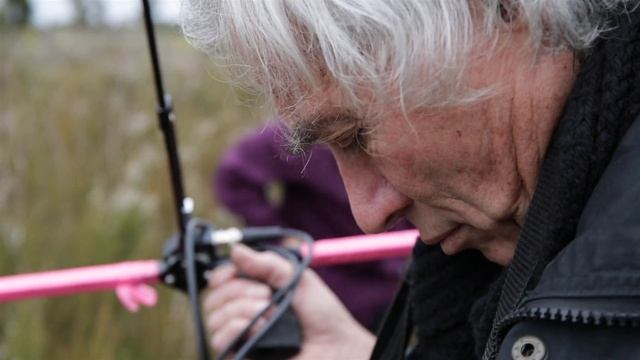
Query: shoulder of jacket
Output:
[[528, 117, 640, 300]]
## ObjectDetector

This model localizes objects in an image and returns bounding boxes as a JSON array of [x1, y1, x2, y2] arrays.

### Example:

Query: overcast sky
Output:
[[29, 0, 180, 27]]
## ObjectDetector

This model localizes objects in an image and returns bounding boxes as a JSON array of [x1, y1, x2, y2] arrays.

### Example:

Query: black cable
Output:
[[141, 3, 208, 358], [232, 247, 300, 360], [215, 246, 298, 360], [139, 2, 315, 359], [140, 3, 313, 359], [215, 229, 314, 360], [186, 218, 212, 360], [234, 232, 314, 358]]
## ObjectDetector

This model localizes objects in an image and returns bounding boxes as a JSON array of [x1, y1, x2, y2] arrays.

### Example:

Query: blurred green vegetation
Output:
[[0, 26, 265, 359]]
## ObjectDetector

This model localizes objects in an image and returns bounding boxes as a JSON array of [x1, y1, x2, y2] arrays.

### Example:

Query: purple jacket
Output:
[[214, 122, 411, 329]]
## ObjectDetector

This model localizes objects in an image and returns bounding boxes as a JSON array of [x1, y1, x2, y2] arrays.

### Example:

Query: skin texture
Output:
[[205, 29, 579, 358], [290, 31, 577, 265]]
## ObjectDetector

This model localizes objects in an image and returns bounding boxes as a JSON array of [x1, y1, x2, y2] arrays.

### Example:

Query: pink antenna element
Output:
[[116, 283, 158, 312], [0, 260, 161, 303], [0, 230, 418, 303], [306, 229, 418, 267]]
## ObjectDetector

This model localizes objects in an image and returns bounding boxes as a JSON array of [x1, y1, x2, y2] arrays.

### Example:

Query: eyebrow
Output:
[[287, 112, 361, 154]]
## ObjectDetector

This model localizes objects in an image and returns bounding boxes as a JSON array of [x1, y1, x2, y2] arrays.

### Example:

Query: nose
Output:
[[333, 152, 412, 233]]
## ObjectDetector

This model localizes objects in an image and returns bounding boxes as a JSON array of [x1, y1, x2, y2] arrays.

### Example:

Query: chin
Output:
[[433, 222, 519, 266], [474, 221, 521, 266], [438, 228, 467, 256], [478, 244, 515, 266]]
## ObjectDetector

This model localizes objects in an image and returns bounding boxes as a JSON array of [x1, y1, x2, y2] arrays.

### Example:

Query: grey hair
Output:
[[181, 0, 635, 118]]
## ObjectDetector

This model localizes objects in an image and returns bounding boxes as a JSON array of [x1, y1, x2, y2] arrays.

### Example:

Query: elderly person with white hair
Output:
[[183, 1, 640, 359]]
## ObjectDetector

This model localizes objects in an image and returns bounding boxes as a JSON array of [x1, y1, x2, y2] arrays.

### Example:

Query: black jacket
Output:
[[493, 113, 640, 359], [371, 115, 640, 360], [372, 121, 640, 360], [371, 10, 640, 359]]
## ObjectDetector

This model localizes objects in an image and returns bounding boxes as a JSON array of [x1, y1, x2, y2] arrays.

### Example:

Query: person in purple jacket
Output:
[[214, 120, 411, 330]]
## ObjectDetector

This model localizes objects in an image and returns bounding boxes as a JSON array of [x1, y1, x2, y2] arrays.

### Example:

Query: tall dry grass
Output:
[[0, 26, 265, 359]]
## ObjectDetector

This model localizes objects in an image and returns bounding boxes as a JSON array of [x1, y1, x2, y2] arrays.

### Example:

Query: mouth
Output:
[[421, 226, 461, 246]]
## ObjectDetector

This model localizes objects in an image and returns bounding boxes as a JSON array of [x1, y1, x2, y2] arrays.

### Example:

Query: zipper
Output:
[[483, 296, 640, 359]]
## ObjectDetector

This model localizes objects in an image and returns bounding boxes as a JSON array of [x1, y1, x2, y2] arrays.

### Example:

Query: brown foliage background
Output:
[[0, 26, 265, 359]]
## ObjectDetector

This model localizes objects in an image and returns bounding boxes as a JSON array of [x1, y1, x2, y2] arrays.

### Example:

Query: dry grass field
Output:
[[0, 25, 266, 359]]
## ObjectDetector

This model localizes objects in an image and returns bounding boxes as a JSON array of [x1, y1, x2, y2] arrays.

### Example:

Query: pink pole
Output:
[[0, 230, 418, 303], [0, 260, 161, 303], [307, 229, 418, 267]]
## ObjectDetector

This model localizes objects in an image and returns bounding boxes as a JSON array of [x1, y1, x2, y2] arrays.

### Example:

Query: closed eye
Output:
[[288, 112, 368, 154], [333, 126, 369, 152]]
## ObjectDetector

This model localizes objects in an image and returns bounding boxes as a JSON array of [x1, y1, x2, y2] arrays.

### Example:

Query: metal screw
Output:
[[182, 197, 194, 214]]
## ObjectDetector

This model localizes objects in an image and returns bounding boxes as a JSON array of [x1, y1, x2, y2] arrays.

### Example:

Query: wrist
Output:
[[338, 322, 376, 358]]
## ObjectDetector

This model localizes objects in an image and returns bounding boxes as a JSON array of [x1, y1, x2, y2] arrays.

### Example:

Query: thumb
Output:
[[231, 244, 295, 289]]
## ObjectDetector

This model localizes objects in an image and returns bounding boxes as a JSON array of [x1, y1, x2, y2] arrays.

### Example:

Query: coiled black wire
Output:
[[215, 229, 314, 360]]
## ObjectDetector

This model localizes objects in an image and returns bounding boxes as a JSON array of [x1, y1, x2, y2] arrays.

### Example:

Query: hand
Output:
[[204, 244, 376, 359]]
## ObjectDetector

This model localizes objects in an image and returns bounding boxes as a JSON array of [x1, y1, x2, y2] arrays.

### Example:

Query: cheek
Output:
[[373, 128, 476, 178], [371, 127, 505, 214], [371, 142, 439, 198]]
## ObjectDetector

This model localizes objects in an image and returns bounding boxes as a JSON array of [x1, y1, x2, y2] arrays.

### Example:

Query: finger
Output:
[[206, 298, 270, 334], [209, 263, 237, 288], [203, 278, 271, 312], [231, 244, 295, 289], [210, 317, 266, 353]]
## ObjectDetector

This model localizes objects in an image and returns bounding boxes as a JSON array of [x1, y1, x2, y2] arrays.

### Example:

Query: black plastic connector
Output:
[[159, 222, 221, 292]]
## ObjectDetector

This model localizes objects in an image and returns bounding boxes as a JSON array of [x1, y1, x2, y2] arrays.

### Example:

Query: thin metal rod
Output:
[[142, 0, 166, 107], [141, 0, 188, 249]]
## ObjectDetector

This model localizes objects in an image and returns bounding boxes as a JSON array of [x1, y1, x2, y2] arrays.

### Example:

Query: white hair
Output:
[[181, 0, 635, 118]]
